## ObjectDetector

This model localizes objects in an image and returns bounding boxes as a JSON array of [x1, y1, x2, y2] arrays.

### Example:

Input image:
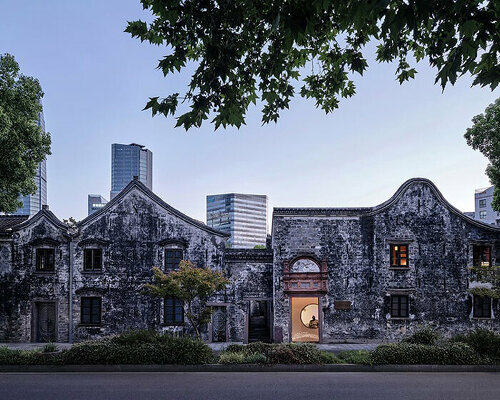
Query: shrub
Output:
[[41, 343, 58, 353], [59, 334, 214, 365], [371, 342, 483, 365], [110, 330, 160, 345], [266, 343, 323, 364], [337, 350, 372, 365], [219, 351, 267, 364], [450, 329, 500, 362], [224, 343, 246, 353], [318, 351, 342, 364], [402, 326, 439, 345], [246, 342, 273, 356]]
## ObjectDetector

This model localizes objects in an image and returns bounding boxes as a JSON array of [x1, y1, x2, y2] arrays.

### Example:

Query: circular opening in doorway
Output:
[[300, 304, 319, 329]]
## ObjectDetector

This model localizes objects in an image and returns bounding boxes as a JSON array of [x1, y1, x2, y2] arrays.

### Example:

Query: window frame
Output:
[[80, 296, 102, 326], [164, 297, 184, 325], [479, 199, 487, 208], [83, 248, 103, 272], [35, 248, 55, 272], [473, 245, 492, 267], [479, 210, 487, 219], [473, 295, 492, 319], [390, 244, 409, 268], [164, 248, 183, 272], [390, 295, 409, 319]]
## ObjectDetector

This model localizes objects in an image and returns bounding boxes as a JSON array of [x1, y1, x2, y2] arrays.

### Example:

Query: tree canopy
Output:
[[0, 53, 51, 212], [465, 97, 500, 211], [127, 0, 500, 130], [143, 261, 229, 338]]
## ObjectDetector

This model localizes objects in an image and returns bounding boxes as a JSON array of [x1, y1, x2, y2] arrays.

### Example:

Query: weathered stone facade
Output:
[[1, 178, 499, 343]]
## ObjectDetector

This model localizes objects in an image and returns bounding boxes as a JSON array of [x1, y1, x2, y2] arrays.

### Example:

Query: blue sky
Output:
[[1, 0, 498, 225]]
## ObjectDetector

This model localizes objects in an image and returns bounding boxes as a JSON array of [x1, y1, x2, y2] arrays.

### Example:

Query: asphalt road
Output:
[[1, 372, 499, 400]]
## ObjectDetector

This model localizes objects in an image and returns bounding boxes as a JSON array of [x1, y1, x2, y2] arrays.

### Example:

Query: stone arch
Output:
[[289, 256, 321, 273]]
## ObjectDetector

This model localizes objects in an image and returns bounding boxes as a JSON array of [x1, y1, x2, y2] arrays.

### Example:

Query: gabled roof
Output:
[[0, 215, 29, 233], [12, 208, 69, 232], [77, 179, 230, 238], [273, 178, 500, 232]]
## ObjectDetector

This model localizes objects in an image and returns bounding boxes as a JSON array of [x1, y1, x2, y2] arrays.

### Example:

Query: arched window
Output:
[[290, 258, 320, 273]]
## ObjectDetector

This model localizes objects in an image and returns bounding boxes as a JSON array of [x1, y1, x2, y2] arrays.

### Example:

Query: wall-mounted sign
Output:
[[334, 300, 351, 310]]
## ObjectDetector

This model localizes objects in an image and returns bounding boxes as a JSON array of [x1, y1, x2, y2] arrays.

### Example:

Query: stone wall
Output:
[[272, 179, 500, 342]]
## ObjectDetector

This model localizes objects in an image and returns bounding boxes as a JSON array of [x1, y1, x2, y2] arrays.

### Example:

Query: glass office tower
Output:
[[110, 143, 153, 199], [206, 193, 268, 248], [13, 110, 47, 216], [87, 194, 108, 216]]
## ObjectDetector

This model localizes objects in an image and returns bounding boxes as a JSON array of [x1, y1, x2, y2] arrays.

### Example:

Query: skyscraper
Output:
[[206, 193, 268, 248], [110, 143, 152, 199], [87, 194, 108, 216], [13, 110, 47, 216]]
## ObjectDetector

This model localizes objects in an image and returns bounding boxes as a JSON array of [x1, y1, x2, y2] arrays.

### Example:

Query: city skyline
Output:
[[1, 1, 498, 225]]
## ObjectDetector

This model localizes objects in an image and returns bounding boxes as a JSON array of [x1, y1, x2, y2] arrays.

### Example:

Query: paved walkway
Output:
[[0, 342, 380, 353]]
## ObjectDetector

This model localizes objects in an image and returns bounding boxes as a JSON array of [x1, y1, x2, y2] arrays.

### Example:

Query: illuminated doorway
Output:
[[291, 297, 320, 342]]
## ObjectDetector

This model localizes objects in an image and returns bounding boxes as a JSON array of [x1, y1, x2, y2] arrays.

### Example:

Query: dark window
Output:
[[164, 297, 184, 324], [81, 297, 102, 325], [479, 199, 486, 208], [83, 249, 102, 271], [390, 244, 408, 267], [390, 295, 409, 318], [165, 249, 183, 272], [473, 245, 491, 267], [36, 248, 55, 271], [473, 295, 491, 318]]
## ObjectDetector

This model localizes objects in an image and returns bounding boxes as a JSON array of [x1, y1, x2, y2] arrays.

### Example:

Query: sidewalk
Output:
[[0, 342, 380, 353]]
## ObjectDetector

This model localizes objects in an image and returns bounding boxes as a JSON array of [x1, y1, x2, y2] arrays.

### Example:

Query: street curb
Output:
[[1, 364, 500, 373]]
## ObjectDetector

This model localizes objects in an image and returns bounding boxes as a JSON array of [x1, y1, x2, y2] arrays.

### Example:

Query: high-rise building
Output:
[[13, 109, 47, 216], [110, 143, 152, 199], [87, 194, 108, 216], [474, 186, 500, 225], [206, 193, 267, 248]]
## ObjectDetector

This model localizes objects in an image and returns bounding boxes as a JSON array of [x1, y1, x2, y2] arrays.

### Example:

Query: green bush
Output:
[[318, 351, 342, 364], [0, 346, 62, 365], [62, 335, 214, 365], [222, 342, 333, 364], [450, 329, 500, 362], [371, 342, 483, 365], [219, 351, 267, 364], [41, 343, 58, 353], [110, 330, 160, 345], [402, 326, 439, 345], [337, 350, 372, 365]]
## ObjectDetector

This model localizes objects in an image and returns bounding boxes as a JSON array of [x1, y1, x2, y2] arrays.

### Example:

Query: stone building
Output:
[[1, 178, 499, 343]]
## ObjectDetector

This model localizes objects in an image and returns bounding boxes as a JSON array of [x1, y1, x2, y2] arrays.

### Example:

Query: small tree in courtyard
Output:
[[144, 260, 229, 339]]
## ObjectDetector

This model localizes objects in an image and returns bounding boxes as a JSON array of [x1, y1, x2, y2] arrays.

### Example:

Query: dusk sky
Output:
[[1, 0, 499, 226]]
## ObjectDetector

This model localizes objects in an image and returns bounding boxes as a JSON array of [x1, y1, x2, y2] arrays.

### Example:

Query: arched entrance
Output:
[[283, 256, 328, 343]]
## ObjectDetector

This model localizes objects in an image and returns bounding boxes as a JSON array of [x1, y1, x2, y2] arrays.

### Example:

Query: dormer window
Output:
[[36, 248, 55, 272], [84, 248, 102, 271], [390, 244, 408, 268]]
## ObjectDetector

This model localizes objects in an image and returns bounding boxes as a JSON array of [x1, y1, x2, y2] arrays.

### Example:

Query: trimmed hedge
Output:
[[0, 332, 215, 365], [450, 329, 500, 363], [221, 342, 340, 364], [401, 326, 439, 345], [371, 342, 483, 365], [337, 350, 372, 365], [219, 352, 267, 364]]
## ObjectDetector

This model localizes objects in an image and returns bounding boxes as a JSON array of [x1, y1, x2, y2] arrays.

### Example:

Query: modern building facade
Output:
[[206, 193, 267, 248], [1, 178, 499, 344], [474, 186, 500, 225], [110, 143, 152, 199], [87, 194, 108, 216], [12, 110, 47, 216]]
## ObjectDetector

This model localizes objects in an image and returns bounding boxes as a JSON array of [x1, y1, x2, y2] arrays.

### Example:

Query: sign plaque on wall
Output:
[[334, 300, 351, 310]]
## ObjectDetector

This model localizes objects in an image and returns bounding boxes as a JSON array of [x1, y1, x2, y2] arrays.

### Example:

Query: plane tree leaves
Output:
[[126, 0, 500, 130]]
